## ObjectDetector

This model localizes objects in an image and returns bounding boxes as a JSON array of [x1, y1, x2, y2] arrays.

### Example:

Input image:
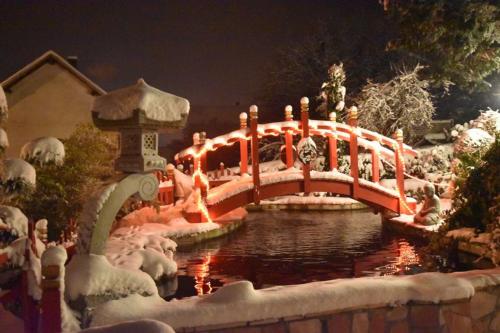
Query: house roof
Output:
[[1, 50, 106, 96]]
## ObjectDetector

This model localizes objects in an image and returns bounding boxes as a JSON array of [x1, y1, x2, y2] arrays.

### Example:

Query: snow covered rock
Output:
[[105, 228, 177, 280], [93, 79, 190, 125], [2, 158, 36, 187], [173, 168, 193, 199], [20, 136, 65, 165], [454, 128, 494, 154], [0, 128, 8, 150], [0, 205, 28, 237], [202, 281, 255, 303], [65, 254, 158, 301]]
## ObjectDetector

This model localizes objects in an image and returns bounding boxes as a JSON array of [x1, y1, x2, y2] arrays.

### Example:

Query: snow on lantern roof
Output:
[[92, 79, 190, 129]]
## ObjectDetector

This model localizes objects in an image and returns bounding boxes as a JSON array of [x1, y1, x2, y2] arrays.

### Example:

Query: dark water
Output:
[[162, 210, 430, 299]]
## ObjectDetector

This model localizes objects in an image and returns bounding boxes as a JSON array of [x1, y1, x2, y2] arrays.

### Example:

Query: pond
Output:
[[163, 209, 433, 299]]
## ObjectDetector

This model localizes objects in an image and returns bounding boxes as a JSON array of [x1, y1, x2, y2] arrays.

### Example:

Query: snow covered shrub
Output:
[[16, 124, 118, 241], [0, 158, 36, 202], [357, 65, 435, 145], [20, 137, 65, 166], [447, 136, 499, 231], [450, 108, 499, 143], [471, 108, 500, 137], [407, 145, 452, 179], [454, 128, 495, 155]]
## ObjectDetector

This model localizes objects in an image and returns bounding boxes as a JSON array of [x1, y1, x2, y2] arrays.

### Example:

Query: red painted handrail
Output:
[[171, 98, 416, 223]]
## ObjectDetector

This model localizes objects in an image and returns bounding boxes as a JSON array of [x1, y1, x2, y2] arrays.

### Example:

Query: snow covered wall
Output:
[[90, 268, 500, 333]]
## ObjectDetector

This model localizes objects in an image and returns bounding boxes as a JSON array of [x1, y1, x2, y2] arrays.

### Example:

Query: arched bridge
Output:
[[173, 97, 417, 222]]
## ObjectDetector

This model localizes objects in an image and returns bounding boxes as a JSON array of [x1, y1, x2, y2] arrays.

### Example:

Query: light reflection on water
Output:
[[167, 210, 428, 299]]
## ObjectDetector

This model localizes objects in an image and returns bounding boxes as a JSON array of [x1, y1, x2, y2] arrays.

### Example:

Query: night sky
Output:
[[0, 0, 384, 106]]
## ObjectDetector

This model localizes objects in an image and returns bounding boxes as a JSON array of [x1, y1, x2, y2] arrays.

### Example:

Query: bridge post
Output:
[[239, 112, 248, 175], [394, 129, 406, 212], [284, 105, 294, 169], [371, 141, 380, 183], [328, 112, 338, 171], [192, 133, 201, 190], [300, 97, 311, 194], [219, 162, 225, 178], [166, 163, 176, 204], [199, 131, 208, 174], [250, 105, 261, 204], [348, 107, 359, 198]]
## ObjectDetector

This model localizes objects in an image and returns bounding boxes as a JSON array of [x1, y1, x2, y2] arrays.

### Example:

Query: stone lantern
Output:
[[91, 79, 189, 173]]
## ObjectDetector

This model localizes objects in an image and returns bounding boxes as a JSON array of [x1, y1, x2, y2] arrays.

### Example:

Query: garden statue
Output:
[[414, 183, 442, 226], [317, 63, 346, 119]]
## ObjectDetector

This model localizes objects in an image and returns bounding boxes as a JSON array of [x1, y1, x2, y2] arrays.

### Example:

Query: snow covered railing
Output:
[[40, 246, 67, 333]]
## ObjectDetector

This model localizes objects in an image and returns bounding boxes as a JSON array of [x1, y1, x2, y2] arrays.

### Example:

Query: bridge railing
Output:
[[173, 97, 416, 220]]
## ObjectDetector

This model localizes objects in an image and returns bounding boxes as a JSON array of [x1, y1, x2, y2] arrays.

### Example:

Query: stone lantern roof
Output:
[[90, 79, 190, 173], [91, 78, 190, 130]]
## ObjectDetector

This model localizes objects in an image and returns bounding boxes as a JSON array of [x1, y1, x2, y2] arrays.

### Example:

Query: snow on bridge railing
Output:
[[174, 106, 416, 165], [170, 98, 416, 222]]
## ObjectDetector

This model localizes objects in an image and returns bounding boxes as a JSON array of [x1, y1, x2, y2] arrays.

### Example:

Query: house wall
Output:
[[4, 62, 97, 157]]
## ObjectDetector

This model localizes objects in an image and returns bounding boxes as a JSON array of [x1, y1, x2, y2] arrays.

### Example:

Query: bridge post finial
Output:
[[329, 112, 336, 122], [240, 112, 248, 129], [348, 106, 358, 127], [193, 132, 200, 145], [199, 131, 207, 145], [250, 105, 258, 119], [395, 128, 403, 142], [285, 105, 293, 121]]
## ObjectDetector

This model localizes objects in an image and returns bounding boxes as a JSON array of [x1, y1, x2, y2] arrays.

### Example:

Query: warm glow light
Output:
[[192, 151, 213, 223], [194, 254, 213, 295]]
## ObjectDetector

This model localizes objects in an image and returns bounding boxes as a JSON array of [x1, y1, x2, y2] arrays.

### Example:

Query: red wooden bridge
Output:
[[173, 97, 417, 223]]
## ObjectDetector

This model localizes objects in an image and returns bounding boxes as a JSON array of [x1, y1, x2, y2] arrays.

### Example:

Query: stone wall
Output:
[[190, 285, 500, 333]]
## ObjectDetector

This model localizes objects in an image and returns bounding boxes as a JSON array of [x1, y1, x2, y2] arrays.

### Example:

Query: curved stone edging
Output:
[[171, 219, 245, 248]]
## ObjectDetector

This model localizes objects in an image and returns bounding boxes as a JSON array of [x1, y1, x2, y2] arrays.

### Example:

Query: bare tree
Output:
[[357, 65, 435, 144]]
